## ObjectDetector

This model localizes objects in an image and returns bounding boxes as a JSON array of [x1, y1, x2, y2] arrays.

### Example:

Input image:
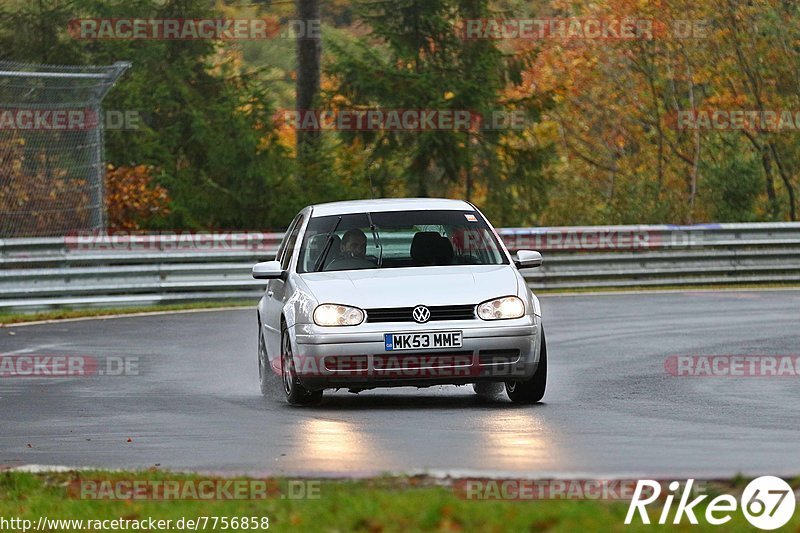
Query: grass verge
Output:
[[0, 301, 254, 326], [1, 471, 798, 532]]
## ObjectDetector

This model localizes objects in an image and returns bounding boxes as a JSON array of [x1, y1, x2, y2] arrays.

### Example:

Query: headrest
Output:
[[329, 233, 342, 252], [411, 231, 453, 266]]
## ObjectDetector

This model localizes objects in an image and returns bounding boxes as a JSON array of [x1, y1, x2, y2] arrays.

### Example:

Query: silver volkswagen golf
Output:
[[253, 198, 546, 405]]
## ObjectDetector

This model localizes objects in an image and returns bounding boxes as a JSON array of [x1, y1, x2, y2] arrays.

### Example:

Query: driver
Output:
[[327, 228, 375, 270], [341, 228, 368, 259]]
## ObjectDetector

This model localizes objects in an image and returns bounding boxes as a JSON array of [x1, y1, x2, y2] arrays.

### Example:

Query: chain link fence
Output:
[[0, 61, 130, 237]]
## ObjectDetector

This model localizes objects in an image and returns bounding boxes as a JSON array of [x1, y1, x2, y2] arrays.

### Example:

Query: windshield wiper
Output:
[[367, 212, 383, 268], [313, 216, 342, 272]]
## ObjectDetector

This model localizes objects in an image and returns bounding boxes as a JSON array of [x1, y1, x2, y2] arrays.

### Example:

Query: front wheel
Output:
[[281, 325, 323, 406], [505, 328, 547, 404]]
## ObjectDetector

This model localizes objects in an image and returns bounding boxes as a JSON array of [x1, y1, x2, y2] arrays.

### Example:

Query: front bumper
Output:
[[291, 315, 541, 390]]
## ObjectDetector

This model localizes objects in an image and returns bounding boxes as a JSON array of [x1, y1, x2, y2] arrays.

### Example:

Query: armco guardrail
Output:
[[1, 223, 800, 311]]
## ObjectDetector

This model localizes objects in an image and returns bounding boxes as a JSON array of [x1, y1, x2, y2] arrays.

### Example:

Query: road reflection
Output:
[[296, 418, 380, 471], [480, 410, 562, 470]]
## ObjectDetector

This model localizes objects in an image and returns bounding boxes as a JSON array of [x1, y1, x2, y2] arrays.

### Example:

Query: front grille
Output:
[[366, 304, 475, 323]]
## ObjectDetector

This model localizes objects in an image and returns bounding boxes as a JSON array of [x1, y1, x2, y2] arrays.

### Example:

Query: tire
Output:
[[472, 382, 504, 398], [280, 324, 323, 406], [505, 328, 547, 404]]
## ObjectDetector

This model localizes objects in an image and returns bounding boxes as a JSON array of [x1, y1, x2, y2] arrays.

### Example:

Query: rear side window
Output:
[[278, 214, 304, 270], [274, 214, 298, 262]]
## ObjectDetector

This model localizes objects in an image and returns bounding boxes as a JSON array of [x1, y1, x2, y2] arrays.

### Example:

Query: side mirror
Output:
[[514, 250, 543, 269], [252, 260, 286, 280]]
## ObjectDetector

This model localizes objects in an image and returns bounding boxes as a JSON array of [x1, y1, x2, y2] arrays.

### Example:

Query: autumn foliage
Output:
[[0, 134, 92, 237], [3, 0, 799, 233], [0, 139, 169, 235], [104, 164, 170, 231], [514, 0, 800, 224]]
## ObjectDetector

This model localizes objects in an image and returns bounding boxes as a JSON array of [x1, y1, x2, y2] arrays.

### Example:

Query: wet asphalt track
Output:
[[1, 290, 799, 478]]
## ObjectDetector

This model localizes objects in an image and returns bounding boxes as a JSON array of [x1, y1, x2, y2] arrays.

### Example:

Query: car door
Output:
[[263, 212, 304, 360]]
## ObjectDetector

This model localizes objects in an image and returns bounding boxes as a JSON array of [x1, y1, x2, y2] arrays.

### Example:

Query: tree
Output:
[[295, 0, 324, 201], [323, 0, 550, 224]]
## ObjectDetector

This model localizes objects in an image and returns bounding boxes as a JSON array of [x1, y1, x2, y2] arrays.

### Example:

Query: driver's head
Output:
[[341, 228, 367, 258]]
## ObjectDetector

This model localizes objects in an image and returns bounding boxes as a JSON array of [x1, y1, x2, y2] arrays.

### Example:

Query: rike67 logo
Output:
[[625, 477, 796, 530]]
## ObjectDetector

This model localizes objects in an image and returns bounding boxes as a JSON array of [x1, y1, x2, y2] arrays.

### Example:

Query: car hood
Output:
[[299, 265, 519, 308]]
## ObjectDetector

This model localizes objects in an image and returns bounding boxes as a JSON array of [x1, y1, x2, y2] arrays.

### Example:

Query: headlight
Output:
[[313, 304, 365, 326], [477, 296, 525, 320]]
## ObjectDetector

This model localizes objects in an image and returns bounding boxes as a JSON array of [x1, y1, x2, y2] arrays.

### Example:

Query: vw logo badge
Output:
[[412, 305, 431, 323]]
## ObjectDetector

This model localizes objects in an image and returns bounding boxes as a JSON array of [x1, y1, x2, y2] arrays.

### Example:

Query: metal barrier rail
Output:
[[2, 223, 800, 311]]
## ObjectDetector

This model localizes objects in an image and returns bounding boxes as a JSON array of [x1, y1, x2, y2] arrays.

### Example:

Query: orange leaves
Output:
[[273, 119, 297, 154], [0, 134, 94, 236], [105, 164, 170, 231], [503, 0, 780, 223]]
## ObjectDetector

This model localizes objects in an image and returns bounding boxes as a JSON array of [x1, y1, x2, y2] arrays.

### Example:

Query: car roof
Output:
[[308, 198, 474, 217]]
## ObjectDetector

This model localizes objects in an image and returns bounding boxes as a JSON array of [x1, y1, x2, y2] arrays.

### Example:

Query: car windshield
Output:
[[297, 210, 508, 273]]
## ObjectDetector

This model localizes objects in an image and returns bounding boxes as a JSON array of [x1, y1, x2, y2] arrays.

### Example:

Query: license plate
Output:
[[384, 331, 463, 351]]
